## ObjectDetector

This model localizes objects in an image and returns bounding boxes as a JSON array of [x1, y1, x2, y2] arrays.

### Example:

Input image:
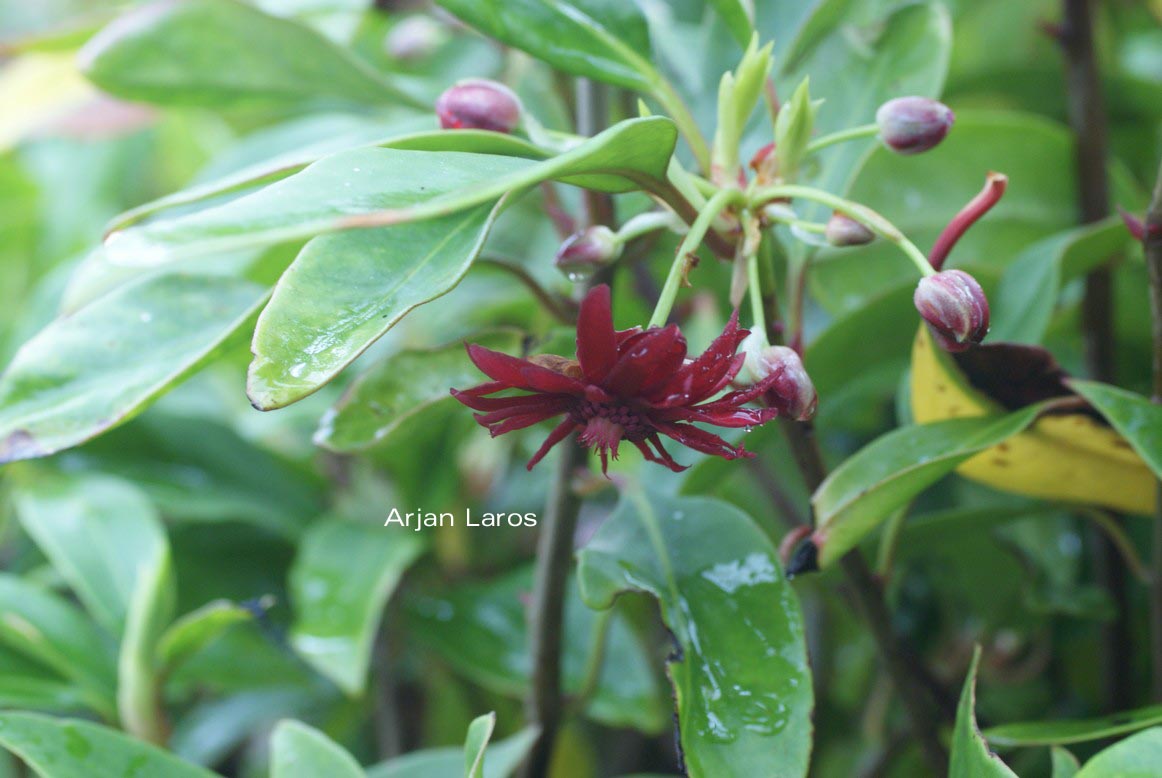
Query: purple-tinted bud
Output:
[[914, 269, 990, 351], [876, 96, 954, 155], [386, 16, 445, 61], [555, 226, 621, 280], [737, 335, 817, 421], [825, 212, 875, 247], [435, 79, 522, 133]]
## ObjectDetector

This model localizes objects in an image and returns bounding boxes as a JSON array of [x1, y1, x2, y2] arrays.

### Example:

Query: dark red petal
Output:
[[467, 344, 588, 394], [450, 387, 557, 412], [615, 326, 643, 347], [451, 381, 509, 398], [526, 419, 579, 470], [653, 314, 748, 402], [632, 435, 688, 472], [604, 325, 687, 397], [518, 366, 589, 395], [486, 410, 564, 436], [651, 405, 778, 428], [654, 421, 752, 460], [576, 284, 618, 383], [472, 396, 572, 425], [694, 367, 784, 411]]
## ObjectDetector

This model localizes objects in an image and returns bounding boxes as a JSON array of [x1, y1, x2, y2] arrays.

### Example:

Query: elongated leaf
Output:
[[289, 519, 425, 695], [985, 704, 1162, 748], [367, 728, 538, 778], [316, 330, 524, 452], [0, 273, 267, 464], [13, 472, 168, 635], [577, 490, 812, 777], [248, 200, 504, 409], [710, 0, 755, 46], [1067, 380, 1162, 481], [0, 645, 93, 714], [408, 568, 669, 734], [811, 406, 1042, 568], [465, 712, 496, 778], [0, 712, 218, 778], [0, 574, 116, 718], [104, 117, 677, 264], [157, 601, 252, 674], [437, 0, 657, 91], [951, 647, 1018, 777], [992, 218, 1127, 343], [271, 720, 365, 778], [1076, 728, 1162, 777], [117, 548, 177, 745], [79, 0, 422, 109]]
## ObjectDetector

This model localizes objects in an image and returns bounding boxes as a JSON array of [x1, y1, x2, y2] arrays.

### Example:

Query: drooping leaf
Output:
[[79, 0, 424, 109], [289, 519, 425, 695], [436, 0, 657, 91], [407, 568, 669, 734], [366, 728, 538, 778], [0, 273, 267, 463], [157, 601, 253, 675], [0, 712, 218, 778], [270, 720, 365, 778], [1075, 727, 1162, 777], [248, 200, 505, 409], [811, 406, 1043, 568], [316, 330, 525, 452], [465, 712, 496, 778], [12, 471, 168, 635], [103, 117, 677, 264], [1067, 380, 1162, 481], [951, 647, 1018, 777], [985, 704, 1162, 748], [577, 489, 813, 777]]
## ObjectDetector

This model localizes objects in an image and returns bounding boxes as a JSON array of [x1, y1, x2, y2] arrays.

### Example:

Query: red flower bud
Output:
[[876, 96, 954, 155], [554, 226, 621, 280], [737, 335, 818, 421], [914, 269, 990, 351], [825, 212, 875, 247], [435, 79, 522, 133]]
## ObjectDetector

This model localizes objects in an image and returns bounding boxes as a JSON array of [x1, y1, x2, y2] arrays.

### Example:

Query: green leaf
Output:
[[289, 519, 425, 695], [1050, 747, 1080, 778], [248, 200, 504, 409], [1075, 728, 1162, 778], [0, 645, 94, 714], [985, 704, 1162, 748], [79, 0, 423, 109], [811, 406, 1043, 568], [951, 647, 1018, 777], [104, 117, 677, 264], [436, 0, 656, 91], [12, 472, 168, 635], [710, 0, 756, 47], [0, 574, 116, 719], [577, 489, 813, 777], [465, 712, 496, 778], [0, 712, 218, 778], [270, 720, 365, 778], [117, 546, 177, 744], [992, 217, 1128, 343], [366, 728, 538, 778], [157, 600, 253, 674], [316, 330, 524, 452], [409, 567, 667, 734], [1067, 380, 1162, 482], [0, 273, 267, 464]]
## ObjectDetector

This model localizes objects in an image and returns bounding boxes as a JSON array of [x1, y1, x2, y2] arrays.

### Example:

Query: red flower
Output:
[[450, 285, 784, 473]]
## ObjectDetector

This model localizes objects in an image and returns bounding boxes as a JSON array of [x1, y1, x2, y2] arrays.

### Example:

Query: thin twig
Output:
[[477, 256, 576, 324], [1060, 0, 1131, 712], [1144, 160, 1162, 700]]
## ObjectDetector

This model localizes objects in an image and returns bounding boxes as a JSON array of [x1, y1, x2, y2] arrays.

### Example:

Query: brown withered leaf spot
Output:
[[951, 341, 1097, 418]]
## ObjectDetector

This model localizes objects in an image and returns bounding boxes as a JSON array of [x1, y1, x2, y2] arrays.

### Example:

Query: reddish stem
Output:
[[928, 172, 1008, 271]]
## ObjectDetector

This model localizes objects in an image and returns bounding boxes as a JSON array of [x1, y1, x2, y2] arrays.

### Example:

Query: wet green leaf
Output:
[[951, 647, 1018, 777], [104, 117, 677, 263], [1067, 380, 1162, 482], [0, 273, 267, 464], [1075, 727, 1162, 777], [79, 0, 423, 109], [0, 712, 218, 778], [270, 720, 365, 778], [577, 489, 813, 777], [289, 519, 425, 695], [316, 330, 524, 452], [812, 406, 1042, 568], [248, 201, 504, 410]]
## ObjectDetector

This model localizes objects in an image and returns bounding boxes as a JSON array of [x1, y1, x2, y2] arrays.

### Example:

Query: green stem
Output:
[[615, 210, 684, 245], [751, 184, 933, 276], [649, 188, 745, 328], [747, 240, 766, 336], [805, 123, 879, 155]]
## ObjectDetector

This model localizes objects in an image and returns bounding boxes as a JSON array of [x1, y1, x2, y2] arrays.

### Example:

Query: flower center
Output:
[[573, 400, 649, 440]]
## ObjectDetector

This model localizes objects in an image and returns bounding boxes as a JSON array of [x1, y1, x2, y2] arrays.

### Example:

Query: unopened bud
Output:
[[386, 16, 445, 61], [914, 269, 989, 351], [435, 79, 522, 133], [555, 226, 621, 280], [737, 334, 818, 421], [876, 96, 954, 155], [825, 212, 875, 247]]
